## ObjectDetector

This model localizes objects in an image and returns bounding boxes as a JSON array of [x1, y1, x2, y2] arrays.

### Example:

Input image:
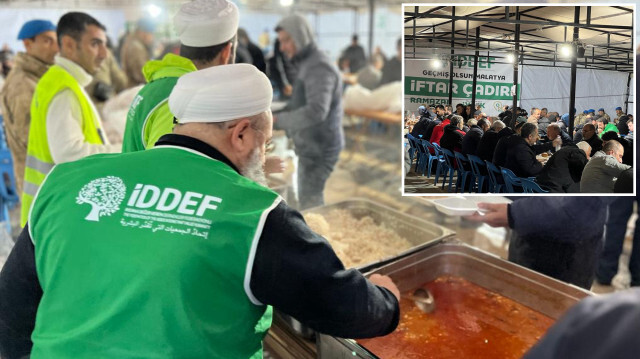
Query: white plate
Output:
[[463, 196, 512, 204], [430, 197, 479, 216]]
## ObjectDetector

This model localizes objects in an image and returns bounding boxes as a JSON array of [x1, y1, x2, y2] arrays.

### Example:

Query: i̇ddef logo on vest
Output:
[[76, 176, 127, 221], [77, 176, 223, 226]]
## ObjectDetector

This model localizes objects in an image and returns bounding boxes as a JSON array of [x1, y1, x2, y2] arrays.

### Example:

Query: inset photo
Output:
[[403, 4, 635, 195]]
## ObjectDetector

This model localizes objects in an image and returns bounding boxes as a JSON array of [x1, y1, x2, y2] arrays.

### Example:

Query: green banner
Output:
[[405, 76, 520, 101]]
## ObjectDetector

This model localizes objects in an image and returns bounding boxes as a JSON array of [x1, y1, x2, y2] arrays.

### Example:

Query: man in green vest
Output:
[[21, 12, 121, 227], [121, 0, 239, 152], [0, 64, 400, 359]]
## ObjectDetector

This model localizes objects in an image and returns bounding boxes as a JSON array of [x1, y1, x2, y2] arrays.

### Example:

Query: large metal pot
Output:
[[316, 238, 592, 358]]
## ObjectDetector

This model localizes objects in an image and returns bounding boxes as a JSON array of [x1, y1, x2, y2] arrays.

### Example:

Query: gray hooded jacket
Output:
[[274, 14, 344, 157]]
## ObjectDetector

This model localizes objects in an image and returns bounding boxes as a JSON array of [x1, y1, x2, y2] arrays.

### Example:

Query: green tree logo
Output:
[[76, 176, 126, 221]]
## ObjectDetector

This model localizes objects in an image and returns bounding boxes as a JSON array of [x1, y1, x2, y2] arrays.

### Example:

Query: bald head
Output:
[[546, 123, 561, 140], [603, 140, 624, 163], [582, 124, 596, 140]]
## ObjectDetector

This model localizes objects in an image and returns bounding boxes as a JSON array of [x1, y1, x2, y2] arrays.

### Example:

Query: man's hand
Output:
[[264, 156, 286, 174], [369, 274, 400, 302], [552, 136, 562, 148], [283, 84, 293, 96], [465, 203, 509, 228]]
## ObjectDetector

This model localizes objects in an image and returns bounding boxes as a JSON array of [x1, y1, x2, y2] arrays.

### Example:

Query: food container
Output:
[[277, 198, 455, 339], [316, 238, 591, 358]]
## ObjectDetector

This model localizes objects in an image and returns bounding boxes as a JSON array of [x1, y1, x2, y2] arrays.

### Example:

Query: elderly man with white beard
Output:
[[0, 64, 400, 359]]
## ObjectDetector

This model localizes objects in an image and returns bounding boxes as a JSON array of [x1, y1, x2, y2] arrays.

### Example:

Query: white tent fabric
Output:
[[519, 65, 631, 116]]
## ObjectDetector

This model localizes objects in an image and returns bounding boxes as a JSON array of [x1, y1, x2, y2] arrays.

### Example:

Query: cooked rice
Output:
[[305, 209, 412, 268]]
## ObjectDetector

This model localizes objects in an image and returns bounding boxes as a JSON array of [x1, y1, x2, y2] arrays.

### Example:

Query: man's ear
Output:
[[219, 42, 232, 65], [229, 118, 252, 154], [60, 35, 76, 56]]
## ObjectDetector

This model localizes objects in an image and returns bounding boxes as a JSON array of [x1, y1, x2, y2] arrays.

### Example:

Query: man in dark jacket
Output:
[[582, 124, 602, 156], [410, 105, 434, 139], [461, 118, 488, 156], [467, 197, 614, 289], [504, 123, 544, 177], [339, 34, 366, 73], [274, 14, 344, 209], [476, 120, 505, 161], [542, 123, 574, 148], [423, 105, 445, 142], [535, 143, 589, 193], [439, 115, 466, 153], [493, 117, 526, 167]]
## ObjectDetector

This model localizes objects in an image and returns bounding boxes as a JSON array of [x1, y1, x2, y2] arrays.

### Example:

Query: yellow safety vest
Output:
[[21, 64, 104, 227]]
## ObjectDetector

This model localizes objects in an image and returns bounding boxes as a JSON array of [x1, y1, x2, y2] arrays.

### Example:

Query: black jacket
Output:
[[423, 119, 442, 144], [584, 135, 603, 157], [410, 115, 434, 139], [507, 197, 614, 289], [461, 125, 483, 156], [475, 129, 501, 162], [537, 117, 550, 137], [535, 145, 588, 193], [504, 136, 544, 177], [439, 124, 465, 153]]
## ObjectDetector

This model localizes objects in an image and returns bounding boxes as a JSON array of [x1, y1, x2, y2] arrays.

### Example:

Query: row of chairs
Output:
[[407, 133, 548, 193]]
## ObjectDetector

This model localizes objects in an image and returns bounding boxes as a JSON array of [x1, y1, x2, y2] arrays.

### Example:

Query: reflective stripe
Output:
[[25, 155, 54, 174], [23, 180, 40, 197]]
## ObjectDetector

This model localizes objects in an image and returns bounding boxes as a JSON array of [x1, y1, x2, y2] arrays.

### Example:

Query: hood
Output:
[[142, 53, 197, 83], [276, 14, 315, 53]]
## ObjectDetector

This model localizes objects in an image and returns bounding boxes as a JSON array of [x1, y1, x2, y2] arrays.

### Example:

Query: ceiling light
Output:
[[559, 44, 573, 58], [431, 59, 442, 69], [506, 53, 515, 63], [146, 4, 162, 18], [280, 0, 294, 6]]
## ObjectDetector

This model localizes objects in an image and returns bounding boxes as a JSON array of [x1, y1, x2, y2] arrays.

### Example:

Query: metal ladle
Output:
[[409, 288, 435, 313]]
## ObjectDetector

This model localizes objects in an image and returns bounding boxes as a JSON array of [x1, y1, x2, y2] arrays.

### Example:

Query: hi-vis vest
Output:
[[28, 145, 281, 359], [21, 64, 104, 227]]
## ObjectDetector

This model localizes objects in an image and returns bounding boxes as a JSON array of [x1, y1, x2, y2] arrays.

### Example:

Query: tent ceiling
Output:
[[404, 5, 634, 72]]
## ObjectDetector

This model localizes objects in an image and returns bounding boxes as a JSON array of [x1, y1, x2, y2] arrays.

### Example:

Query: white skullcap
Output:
[[576, 141, 591, 155], [169, 63, 273, 124], [174, 0, 239, 47]]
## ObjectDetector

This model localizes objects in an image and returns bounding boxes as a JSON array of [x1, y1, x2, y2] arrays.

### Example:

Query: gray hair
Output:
[[491, 120, 505, 131], [576, 141, 591, 155]]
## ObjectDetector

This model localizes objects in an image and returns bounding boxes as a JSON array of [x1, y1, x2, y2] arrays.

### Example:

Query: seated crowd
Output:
[[408, 104, 634, 193]]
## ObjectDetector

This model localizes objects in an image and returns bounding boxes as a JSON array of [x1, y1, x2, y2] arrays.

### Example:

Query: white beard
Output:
[[240, 146, 267, 186]]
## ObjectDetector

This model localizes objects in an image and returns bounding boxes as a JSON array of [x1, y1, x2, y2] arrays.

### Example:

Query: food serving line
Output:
[[264, 198, 591, 359]]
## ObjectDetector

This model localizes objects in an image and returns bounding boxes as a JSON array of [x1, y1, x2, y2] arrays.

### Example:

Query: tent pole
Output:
[[512, 6, 520, 123], [448, 7, 455, 106], [471, 27, 480, 113], [568, 6, 580, 137]]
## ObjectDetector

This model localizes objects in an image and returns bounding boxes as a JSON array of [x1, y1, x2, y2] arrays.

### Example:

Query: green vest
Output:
[[21, 64, 104, 227], [122, 54, 197, 152], [29, 145, 281, 358]]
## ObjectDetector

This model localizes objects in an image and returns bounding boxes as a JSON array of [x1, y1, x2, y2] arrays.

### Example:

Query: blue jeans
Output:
[[596, 197, 640, 286], [297, 152, 340, 210]]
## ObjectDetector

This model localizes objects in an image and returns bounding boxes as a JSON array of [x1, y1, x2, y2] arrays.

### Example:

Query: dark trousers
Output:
[[297, 152, 340, 210], [596, 197, 640, 286]]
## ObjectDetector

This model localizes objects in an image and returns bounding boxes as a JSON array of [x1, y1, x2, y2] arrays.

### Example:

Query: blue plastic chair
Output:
[[521, 178, 549, 193], [500, 167, 524, 193], [430, 142, 448, 187], [420, 140, 440, 178], [454, 152, 474, 193], [414, 139, 430, 176], [439, 147, 458, 192], [485, 161, 505, 193], [467, 155, 490, 193], [406, 134, 418, 170]]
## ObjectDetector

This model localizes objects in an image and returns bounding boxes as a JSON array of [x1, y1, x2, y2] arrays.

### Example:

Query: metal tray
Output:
[[277, 198, 455, 339], [316, 238, 592, 359], [302, 198, 455, 272]]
